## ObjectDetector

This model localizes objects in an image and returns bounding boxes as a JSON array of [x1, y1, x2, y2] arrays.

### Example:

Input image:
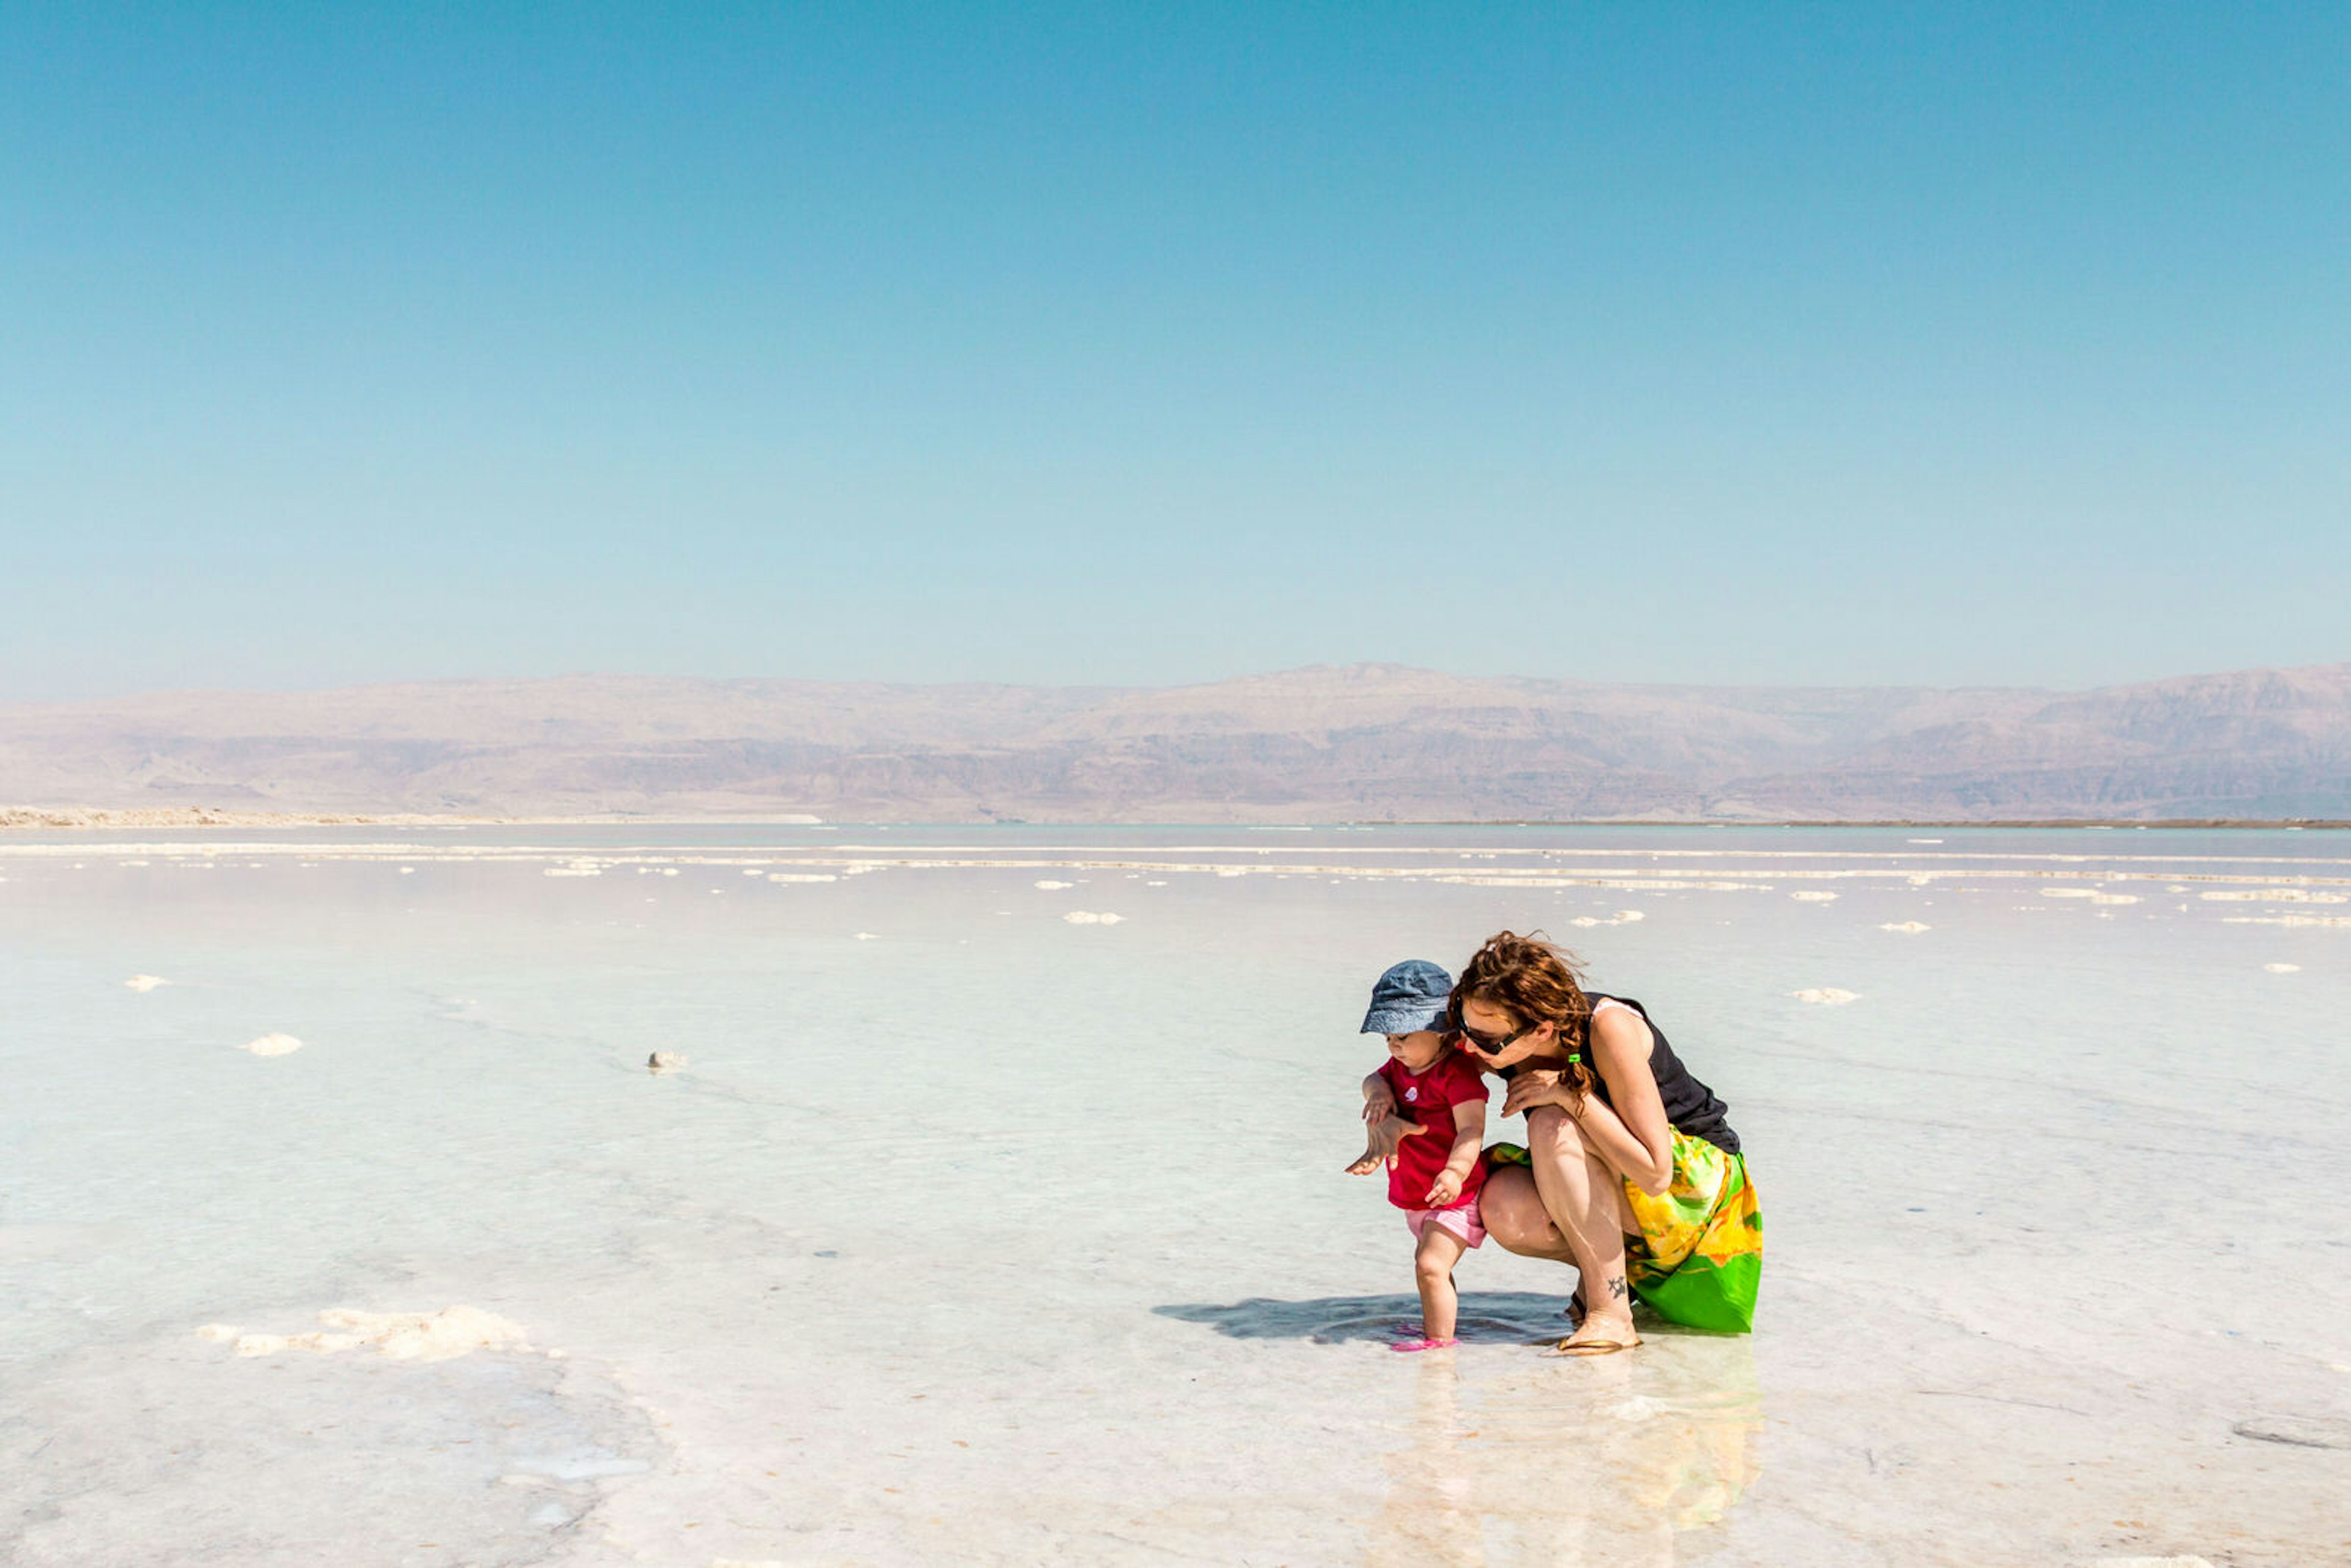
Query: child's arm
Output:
[[1423, 1098, 1487, 1206]]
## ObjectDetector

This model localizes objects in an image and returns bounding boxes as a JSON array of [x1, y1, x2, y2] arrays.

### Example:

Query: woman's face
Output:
[[1455, 997, 1555, 1070]]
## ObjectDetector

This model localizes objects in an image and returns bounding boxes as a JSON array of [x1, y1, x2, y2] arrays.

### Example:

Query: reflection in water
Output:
[[1367, 1333, 1761, 1567]]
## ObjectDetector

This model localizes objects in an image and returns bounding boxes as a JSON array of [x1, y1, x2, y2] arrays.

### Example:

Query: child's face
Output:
[[1383, 1029, 1447, 1071]]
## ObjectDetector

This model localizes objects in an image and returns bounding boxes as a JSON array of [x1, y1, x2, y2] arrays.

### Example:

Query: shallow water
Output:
[[3, 826, 2347, 1566]]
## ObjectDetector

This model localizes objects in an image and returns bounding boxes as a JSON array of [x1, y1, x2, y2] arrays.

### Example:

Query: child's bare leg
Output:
[[1346, 1111, 1423, 1175], [1412, 1222, 1471, 1341]]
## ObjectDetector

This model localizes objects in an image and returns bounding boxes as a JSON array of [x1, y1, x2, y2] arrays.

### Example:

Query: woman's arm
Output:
[[1583, 1007, 1673, 1193], [1424, 1099, 1486, 1206], [1499, 1011, 1673, 1193]]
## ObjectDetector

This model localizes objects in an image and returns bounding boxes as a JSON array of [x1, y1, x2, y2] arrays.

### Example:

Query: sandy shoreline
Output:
[[3, 805, 2344, 832]]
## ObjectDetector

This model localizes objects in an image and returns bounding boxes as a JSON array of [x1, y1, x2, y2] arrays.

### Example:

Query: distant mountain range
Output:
[[2, 662, 2347, 822]]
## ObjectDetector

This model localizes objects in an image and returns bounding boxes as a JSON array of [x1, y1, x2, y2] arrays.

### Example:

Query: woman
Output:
[[1371, 931, 1761, 1352]]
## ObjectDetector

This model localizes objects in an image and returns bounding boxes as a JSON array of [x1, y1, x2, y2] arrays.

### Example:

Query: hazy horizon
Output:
[[11, 653, 2351, 711]]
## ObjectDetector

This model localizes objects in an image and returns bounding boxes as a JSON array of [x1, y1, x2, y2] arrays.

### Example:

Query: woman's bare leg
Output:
[[1524, 1106, 1640, 1348], [1475, 1166, 1574, 1261]]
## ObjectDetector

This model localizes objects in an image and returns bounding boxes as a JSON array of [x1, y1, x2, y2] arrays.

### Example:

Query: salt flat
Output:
[[2, 825, 2345, 1566]]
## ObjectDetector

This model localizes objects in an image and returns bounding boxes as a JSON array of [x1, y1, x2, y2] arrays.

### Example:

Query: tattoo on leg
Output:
[[1608, 1275, 1629, 1300]]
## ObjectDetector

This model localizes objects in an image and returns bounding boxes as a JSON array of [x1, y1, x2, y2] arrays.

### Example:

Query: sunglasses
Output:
[[1452, 1018, 1536, 1053]]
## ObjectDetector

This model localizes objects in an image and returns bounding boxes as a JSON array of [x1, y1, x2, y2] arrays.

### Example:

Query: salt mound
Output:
[[648, 1051, 688, 1073], [1568, 910, 1647, 928], [1791, 988, 1860, 1005], [2264, 963, 2301, 974], [124, 974, 168, 992], [204, 1305, 532, 1362], [1880, 921, 1931, 933], [852, 931, 880, 940], [767, 872, 837, 883], [1034, 879, 1074, 890], [2041, 888, 2098, 899], [239, 1033, 302, 1057], [1063, 911, 1125, 925], [1789, 891, 1839, 903]]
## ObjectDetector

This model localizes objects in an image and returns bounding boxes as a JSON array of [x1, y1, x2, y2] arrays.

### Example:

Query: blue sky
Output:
[[2, 3, 2344, 699]]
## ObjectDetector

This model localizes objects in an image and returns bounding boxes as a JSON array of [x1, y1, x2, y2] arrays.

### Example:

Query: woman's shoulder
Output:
[[1588, 996, 1654, 1051]]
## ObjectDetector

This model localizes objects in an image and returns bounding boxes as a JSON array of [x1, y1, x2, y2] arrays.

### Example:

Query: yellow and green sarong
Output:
[[1622, 1130, 1761, 1334]]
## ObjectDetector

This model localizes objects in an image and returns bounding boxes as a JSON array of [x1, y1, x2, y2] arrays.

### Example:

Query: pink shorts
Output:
[[1404, 1199, 1487, 1250]]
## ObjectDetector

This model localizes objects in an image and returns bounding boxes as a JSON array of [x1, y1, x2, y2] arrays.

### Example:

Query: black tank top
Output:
[[1501, 993, 1739, 1155], [1594, 995, 1739, 1153]]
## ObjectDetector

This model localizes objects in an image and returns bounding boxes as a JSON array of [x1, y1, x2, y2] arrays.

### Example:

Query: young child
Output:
[[1346, 959, 1490, 1352]]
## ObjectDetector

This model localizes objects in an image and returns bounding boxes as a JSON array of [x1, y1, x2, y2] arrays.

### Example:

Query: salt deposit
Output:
[[2265, 963, 2301, 973], [204, 1305, 533, 1362], [1789, 890, 1839, 902], [123, 974, 168, 991], [2200, 888, 2346, 903], [1791, 988, 1860, 1005], [1062, 910, 1125, 925], [238, 1032, 302, 1056], [1880, 921, 1932, 933], [2224, 914, 2351, 928], [1034, 879, 1074, 890], [648, 1051, 688, 1073]]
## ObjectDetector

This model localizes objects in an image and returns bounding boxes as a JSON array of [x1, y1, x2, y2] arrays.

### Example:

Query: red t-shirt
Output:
[[1376, 1049, 1490, 1211]]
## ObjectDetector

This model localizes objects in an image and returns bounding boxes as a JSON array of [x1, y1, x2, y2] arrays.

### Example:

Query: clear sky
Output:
[[2, 3, 2344, 700]]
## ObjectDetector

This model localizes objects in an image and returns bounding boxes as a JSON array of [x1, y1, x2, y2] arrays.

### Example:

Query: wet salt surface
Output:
[[3, 825, 2347, 1566]]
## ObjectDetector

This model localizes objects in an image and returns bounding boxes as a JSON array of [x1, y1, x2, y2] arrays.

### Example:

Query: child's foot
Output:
[[1390, 1336, 1457, 1354]]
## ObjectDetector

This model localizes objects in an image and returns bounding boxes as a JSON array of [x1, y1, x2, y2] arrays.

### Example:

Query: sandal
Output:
[[1390, 1337, 1458, 1354]]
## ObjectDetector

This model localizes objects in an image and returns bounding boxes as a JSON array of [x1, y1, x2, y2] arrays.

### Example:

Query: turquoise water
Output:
[[3, 827, 2345, 1565]]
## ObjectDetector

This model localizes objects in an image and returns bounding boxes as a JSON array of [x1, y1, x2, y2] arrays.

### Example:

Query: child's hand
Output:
[[1423, 1170, 1463, 1207]]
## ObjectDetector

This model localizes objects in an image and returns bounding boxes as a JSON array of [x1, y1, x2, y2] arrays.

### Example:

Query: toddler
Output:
[[1346, 959, 1490, 1352]]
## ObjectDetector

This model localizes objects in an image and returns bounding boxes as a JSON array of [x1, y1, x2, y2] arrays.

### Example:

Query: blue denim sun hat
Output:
[[1361, 959, 1456, 1035]]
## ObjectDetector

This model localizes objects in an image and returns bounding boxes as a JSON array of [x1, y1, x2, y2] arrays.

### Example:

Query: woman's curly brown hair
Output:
[[1451, 930, 1597, 1100]]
